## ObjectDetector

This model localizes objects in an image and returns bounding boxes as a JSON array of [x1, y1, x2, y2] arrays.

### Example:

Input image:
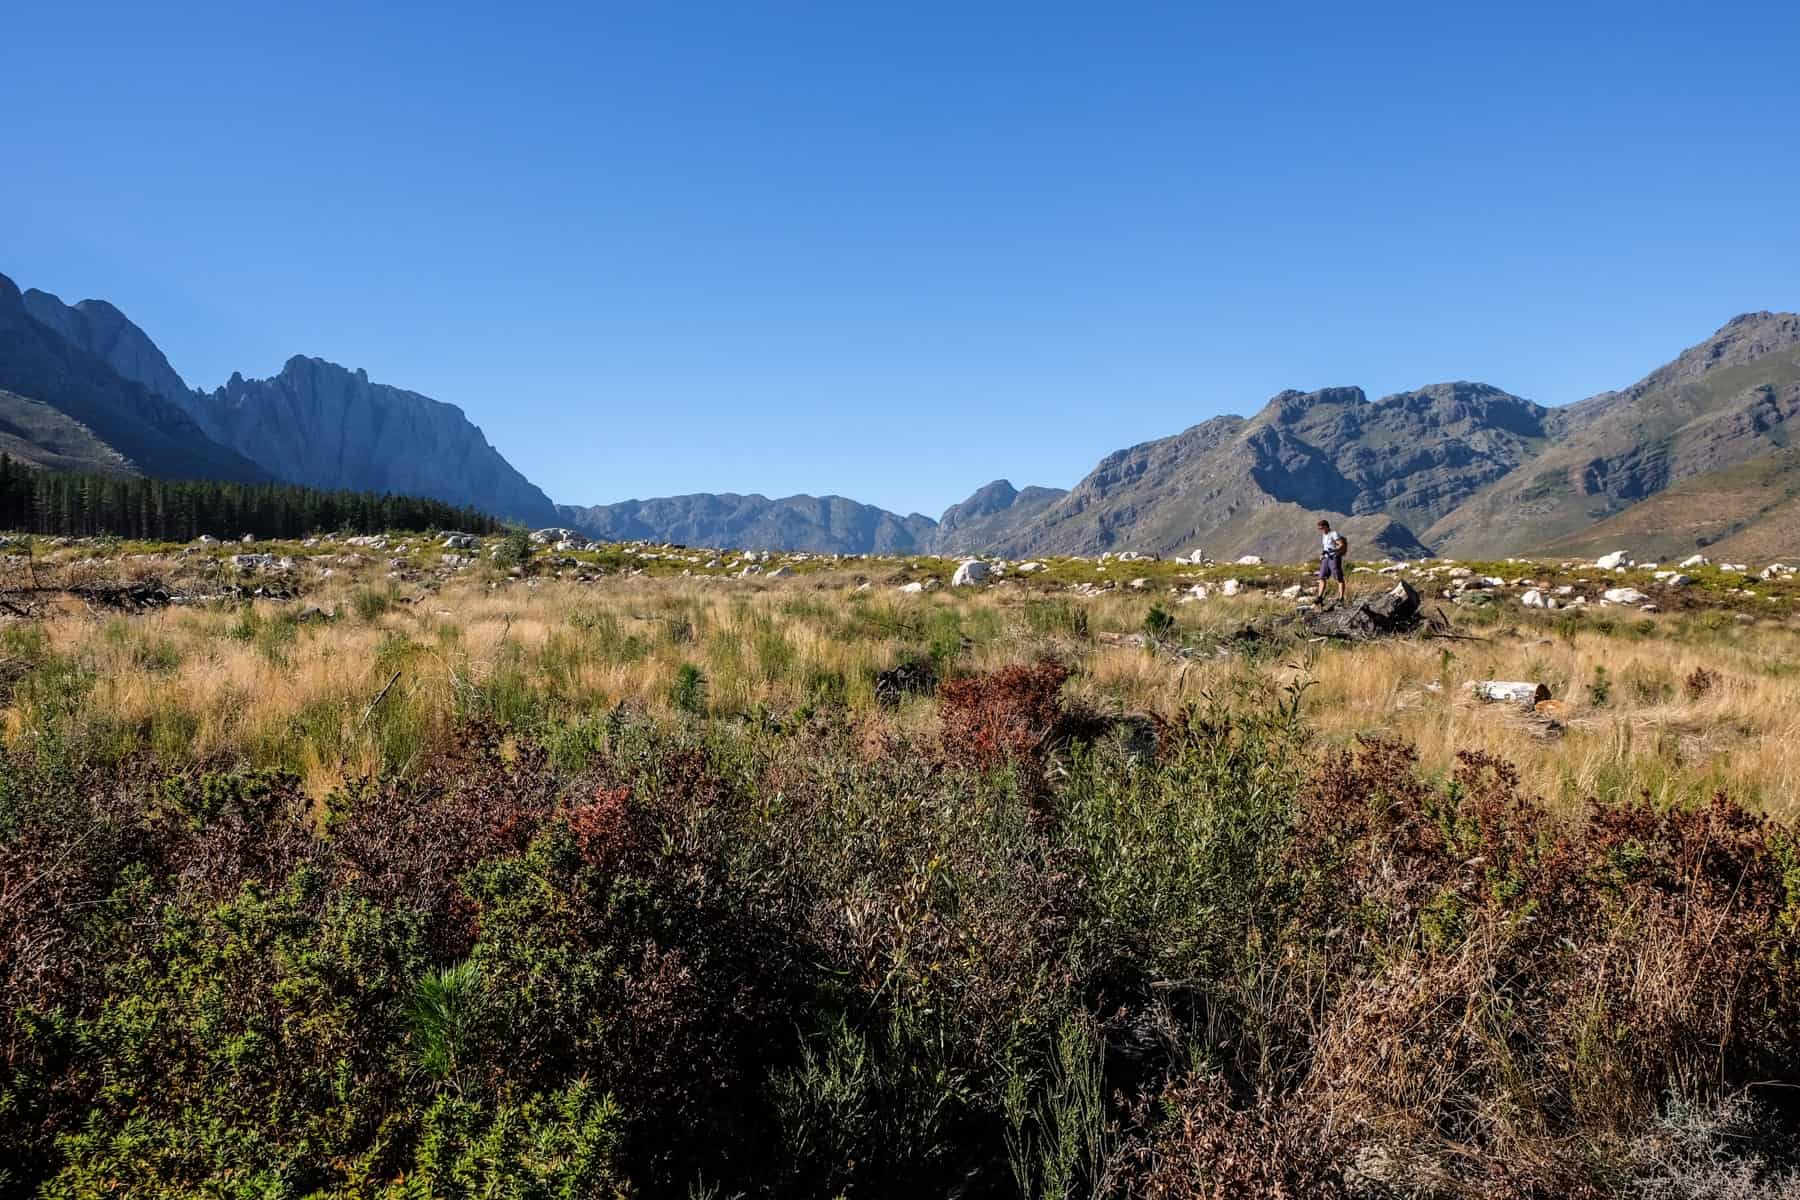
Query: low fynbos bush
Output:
[[2, 696, 1796, 1198], [938, 658, 1072, 771]]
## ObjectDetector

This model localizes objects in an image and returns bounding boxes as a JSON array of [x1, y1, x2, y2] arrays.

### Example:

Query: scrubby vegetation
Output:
[[2, 535, 1799, 1197]]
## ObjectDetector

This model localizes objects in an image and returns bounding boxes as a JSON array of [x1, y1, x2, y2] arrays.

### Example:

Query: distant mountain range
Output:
[[2, 267, 1796, 558]]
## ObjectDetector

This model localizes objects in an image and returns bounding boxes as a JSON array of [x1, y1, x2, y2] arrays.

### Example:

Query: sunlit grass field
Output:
[[9, 541, 1799, 817]]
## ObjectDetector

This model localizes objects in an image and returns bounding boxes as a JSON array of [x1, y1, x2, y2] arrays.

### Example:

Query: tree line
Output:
[[0, 455, 500, 540]]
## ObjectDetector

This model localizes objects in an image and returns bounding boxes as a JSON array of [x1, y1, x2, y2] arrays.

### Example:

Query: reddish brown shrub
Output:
[[329, 723, 560, 954], [1684, 666, 1718, 700], [567, 785, 634, 868], [938, 659, 1071, 771], [1114, 1071, 1347, 1199], [1290, 737, 1800, 1195]]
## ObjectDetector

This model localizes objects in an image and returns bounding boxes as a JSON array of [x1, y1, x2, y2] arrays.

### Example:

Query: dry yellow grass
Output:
[[5, 569, 1798, 816]]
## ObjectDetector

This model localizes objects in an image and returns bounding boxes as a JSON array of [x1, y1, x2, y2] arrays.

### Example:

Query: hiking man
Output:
[[1315, 519, 1347, 604]]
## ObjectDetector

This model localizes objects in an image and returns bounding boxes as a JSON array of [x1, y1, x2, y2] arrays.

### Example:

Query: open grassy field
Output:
[[4, 531, 1799, 1197]]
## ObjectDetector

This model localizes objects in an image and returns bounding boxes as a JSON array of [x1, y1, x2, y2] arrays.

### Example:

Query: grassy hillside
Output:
[[1542, 445, 1800, 560], [1430, 313, 1800, 556], [0, 389, 134, 475]]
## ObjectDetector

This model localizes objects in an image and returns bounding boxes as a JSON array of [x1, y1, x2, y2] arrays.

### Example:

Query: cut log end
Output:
[[1466, 680, 1552, 707]]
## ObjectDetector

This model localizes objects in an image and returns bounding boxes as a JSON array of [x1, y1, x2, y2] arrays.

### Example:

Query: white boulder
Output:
[[1602, 587, 1650, 605], [1595, 551, 1633, 570], [951, 560, 992, 587]]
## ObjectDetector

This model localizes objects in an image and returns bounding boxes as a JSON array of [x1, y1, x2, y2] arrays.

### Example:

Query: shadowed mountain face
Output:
[[21, 288, 193, 410], [558, 493, 939, 554], [0, 274, 267, 481], [186, 358, 561, 527], [16, 281, 560, 526]]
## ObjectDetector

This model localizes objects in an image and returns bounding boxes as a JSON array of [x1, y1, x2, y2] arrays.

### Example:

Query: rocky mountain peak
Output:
[[1261, 386, 1367, 424], [20, 288, 193, 409], [945, 480, 1019, 519]]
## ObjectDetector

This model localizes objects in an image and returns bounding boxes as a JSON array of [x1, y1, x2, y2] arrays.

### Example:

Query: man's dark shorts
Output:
[[1319, 553, 1344, 581]]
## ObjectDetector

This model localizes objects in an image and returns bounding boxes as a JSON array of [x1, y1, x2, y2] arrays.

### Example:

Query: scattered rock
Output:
[[1235, 554, 1264, 566], [1602, 587, 1650, 605], [530, 527, 586, 547], [1595, 550, 1633, 570]]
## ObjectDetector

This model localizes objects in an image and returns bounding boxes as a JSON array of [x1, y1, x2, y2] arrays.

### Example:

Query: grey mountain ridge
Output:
[[3, 268, 1796, 560], [0, 274, 267, 482], [15, 279, 559, 525]]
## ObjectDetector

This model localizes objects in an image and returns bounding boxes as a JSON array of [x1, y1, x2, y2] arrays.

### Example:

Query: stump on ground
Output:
[[1303, 580, 1424, 639]]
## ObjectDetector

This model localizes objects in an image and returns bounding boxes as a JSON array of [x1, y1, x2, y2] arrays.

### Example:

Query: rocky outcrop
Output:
[[186, 357, 559, 526]]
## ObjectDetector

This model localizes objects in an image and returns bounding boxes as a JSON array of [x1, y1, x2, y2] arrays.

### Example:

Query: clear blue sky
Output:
[[4, 1, 1797, 517]]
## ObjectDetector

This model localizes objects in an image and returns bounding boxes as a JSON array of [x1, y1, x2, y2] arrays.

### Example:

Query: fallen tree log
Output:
[[1466, 680, 1552, 707]]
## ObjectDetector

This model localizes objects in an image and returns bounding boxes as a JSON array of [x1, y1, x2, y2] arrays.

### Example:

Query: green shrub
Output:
[[1143, 602, 1176, 640], [670, 662, 707, 714], [353, 584, 395, 622], [493, 525, 535, 570]]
